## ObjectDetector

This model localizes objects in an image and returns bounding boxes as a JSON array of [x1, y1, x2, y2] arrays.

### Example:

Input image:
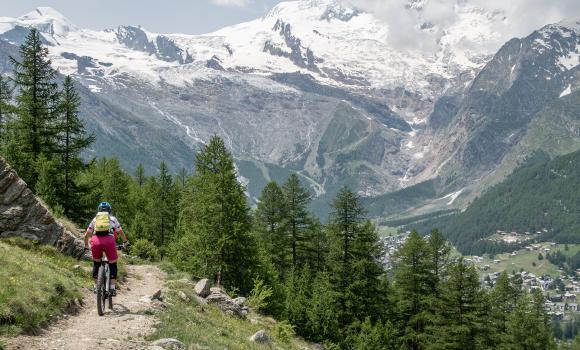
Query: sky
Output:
[[0, 0, 286, 34]]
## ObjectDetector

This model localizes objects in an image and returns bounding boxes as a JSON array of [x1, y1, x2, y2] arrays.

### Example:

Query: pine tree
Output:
[[326, 187, 386, 333], [35, 154, 60, 212], [427, 259, 485, 350], [176, 136, 257, 291], [56, 76, 94, 217], [489, 271, 520, 346], [176, 167, 188, 190], [427, 229, 451, 286], [282, 174, 313, 268], [157, 162, 178, 252], [284, 265, 312, 337], [9, 29, 61, 186], [503, 290, 556, 350], [256, 181, 290, 276], [327, 186, 366, 327], [135, 163, 146, 187], [306, 271, 340, 342], [393, 230, 433, 350], [0, 74, 13, 143]]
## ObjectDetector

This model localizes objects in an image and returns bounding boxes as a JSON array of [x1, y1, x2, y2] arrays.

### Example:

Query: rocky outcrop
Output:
[[191, 279, 249, 318], [0, 156, 84, 256]]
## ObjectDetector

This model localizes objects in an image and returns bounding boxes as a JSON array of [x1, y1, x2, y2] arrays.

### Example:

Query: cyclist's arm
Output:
[[118, 228, 128, 244], [84, 219, 95, 248], [84, 230, 92, 248]]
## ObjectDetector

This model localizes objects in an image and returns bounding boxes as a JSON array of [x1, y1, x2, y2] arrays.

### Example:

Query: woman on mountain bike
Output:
[[84, 202, 128, 296]]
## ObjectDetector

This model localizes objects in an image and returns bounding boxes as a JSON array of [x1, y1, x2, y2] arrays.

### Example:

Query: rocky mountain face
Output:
[[0, 3, 578, 218], [0, 157, 85, 256]]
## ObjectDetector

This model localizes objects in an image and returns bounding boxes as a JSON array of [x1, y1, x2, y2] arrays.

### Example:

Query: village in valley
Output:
[[381, 229, 580, 321], [467, 230, 580, 321]]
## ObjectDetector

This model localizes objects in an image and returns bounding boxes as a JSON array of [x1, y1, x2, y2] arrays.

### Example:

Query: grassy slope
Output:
[[150, 265, 312, 350], [0, 237, 91, 336], [468, 244, 580, 277]]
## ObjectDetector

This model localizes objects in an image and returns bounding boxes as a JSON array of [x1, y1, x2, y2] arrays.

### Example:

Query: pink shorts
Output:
[[91, 234, 118, 261]]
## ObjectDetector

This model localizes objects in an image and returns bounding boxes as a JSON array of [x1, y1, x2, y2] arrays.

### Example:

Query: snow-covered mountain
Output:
[[1, 2, 578, 217], [0, 1, 504, 97]]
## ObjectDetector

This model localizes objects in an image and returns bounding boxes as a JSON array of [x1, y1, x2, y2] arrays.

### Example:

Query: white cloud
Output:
[[212, 0, 253, 7], [346, 0, 580, 52]]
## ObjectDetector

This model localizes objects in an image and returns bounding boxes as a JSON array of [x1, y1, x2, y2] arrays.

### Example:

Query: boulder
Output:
[[150, 338, 186, 350], [194, 278, 211, 297], [249, 330, 270, 344], [205, 288, 245, 318], [232, 296, 246, 306], [0, 157, 84, 257]]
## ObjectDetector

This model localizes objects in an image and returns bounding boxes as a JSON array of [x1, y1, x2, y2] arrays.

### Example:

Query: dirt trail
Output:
[[6, 265, 165, 350]]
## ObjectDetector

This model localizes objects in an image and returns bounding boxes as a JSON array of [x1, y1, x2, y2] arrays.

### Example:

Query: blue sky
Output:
[[2, 0, 286, 34]]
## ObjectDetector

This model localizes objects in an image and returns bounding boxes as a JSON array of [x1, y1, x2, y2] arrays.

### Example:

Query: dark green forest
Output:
[[402, 151, 580, 255], [0, 29, 567, 349]]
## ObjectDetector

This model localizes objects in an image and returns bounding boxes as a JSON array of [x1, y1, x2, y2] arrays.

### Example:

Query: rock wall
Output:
[[0, 156, 84, 256]]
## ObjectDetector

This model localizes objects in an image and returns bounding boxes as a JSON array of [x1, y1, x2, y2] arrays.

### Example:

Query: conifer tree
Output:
[[0, 74, 13, 142], [427, 259, 485, 350], [327, 186, 366, 327], [327, 187, 386, 331], [135, 163, 146, 187], [306, 271, 340, 342], [284, 265, 312, 336], [503, 290, 556, 350], [489, 271, 520, 345], [9, 29, 61, 186], [157, 162, 178, 251], [393, 230, 433, 350], [282, 174, 313, 268], [256, 181, 290, 275], [56, 76, 94, 217], [427, 229, 451, 286], [176, 136, 256, 291], [176, 167, 188, 190]]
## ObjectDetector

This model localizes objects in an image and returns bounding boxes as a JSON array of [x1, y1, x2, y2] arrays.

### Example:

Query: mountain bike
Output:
[[96, 243, 125, 316]]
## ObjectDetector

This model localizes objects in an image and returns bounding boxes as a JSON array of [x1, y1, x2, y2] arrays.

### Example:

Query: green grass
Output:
[[469, 243, 580, 277], [150, 270, 311, 350], [0, 237, 91, 336]]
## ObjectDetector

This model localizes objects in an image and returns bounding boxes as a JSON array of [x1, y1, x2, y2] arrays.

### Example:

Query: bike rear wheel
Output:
[[96, 265, 106, 316], [108, 286, 113, 310]]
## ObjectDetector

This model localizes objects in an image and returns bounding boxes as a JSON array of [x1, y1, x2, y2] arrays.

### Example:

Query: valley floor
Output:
[[5, 265, 165, 350]]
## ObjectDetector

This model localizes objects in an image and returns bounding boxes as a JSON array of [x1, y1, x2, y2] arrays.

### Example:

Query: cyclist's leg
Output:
[[102, 235, 119, 294], [90, 236, 104, 292]]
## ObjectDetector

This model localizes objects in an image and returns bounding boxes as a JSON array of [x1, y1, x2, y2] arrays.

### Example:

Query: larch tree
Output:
[[56, 75, 94, 217], [9, 29, 61, 186]]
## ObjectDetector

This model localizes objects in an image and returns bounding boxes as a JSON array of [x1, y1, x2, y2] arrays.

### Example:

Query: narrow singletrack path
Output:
[[6, 265, 165, 350]]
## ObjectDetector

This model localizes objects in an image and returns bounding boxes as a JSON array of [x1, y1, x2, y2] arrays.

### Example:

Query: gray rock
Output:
[[232, 297, 246, 306], [151, 338, 186, 350], [151, 289, 163, 301], [0, 157, 84, 257], [148, 346, 165, 350], [194, 279, 211, 297], [177, 290, 189, 301], [249, 330, 270, 344]]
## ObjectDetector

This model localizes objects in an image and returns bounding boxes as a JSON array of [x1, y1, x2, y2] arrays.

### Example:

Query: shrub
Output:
[[273, 320, 295, 343], [246, 277, 272, 312], [129, 239, 160, 261]]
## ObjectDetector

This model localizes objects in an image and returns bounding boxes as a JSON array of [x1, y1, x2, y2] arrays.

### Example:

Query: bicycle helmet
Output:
[[97, 201, 112, 213]]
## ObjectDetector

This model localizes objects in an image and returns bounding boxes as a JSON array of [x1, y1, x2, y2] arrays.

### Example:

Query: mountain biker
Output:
[[84, 202, 128, 296]]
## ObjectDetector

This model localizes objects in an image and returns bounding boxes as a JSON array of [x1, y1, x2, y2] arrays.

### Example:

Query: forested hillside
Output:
[[404, 151, 580, 254]]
